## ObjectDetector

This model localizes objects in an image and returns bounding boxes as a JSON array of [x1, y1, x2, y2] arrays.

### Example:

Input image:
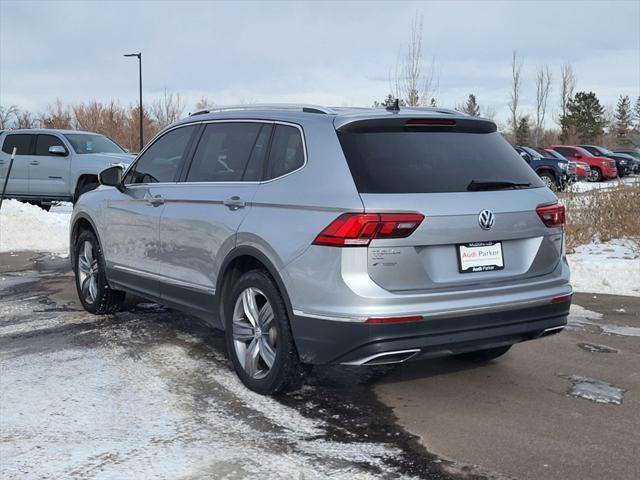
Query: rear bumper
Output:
[[291, 298, 571, 365]]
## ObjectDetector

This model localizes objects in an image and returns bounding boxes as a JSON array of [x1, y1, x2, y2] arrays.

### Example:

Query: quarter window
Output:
[[265, 125, 305, 180], [2, 134, 33, 155], [186, 122, 267, 182], [125, 125, 197, 184], [35, 134, 66, 156]]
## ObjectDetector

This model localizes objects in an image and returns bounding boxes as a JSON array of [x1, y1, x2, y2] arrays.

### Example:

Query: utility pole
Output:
[[124, 52, 143, 151]]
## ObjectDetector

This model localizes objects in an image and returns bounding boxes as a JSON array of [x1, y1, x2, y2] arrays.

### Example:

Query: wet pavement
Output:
[[1, 252, 638, 480], [0, 253, 490, 480]]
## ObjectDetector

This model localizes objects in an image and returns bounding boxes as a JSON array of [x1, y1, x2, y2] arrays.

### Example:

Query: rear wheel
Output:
[[74, 230, 125, 314], [225, 270, 304, 395], [454, 345, 512, 362]]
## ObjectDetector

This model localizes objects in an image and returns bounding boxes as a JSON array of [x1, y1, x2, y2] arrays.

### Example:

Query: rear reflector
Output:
[[405, 118, 456, 126], [365, 315, 423, 324], [551, 294, 573, 304], [313, 212, 425, 247], [536, 203, 565, 228]]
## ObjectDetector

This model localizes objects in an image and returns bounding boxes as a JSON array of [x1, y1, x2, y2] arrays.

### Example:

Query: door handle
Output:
[[223, 196, 246, 210], [29, 161, 40, 166], [144, 193, 164, 207]]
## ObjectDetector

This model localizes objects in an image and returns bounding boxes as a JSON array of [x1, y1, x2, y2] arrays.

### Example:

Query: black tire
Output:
[[75, 180, 99, 203], [73, 229, 125, 314], [589, 167, 603, 182], [224, 269, 304, 395], [454, 345, 512, 362], [538, 172, 557, 191]]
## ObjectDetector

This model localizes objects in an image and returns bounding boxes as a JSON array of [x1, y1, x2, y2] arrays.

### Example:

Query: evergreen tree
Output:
[[614, 95, 633, 147], [562, 91, 607, 143], [459, 94, 480, 116], [515, 116, 531, 145], [429, 97, 437, 107], [634, 96, 640, 128]]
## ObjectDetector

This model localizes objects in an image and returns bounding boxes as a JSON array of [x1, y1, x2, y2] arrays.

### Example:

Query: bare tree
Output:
[[40, 98, 73, 129], [392, 13, 438, 106], [0, 105, 18, 129], [508, 50, 523, 137], [534, 65, 552, 146], [195, 96, 215, 111], [557, 63, 575, 125], [151, 90, 185, 129], [16, 109, 37, 128]]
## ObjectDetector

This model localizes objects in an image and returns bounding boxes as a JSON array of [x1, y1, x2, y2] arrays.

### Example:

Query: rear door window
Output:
[[2, 134, 33, 155], [265, 125, 305, 180], [186, 122, 267, 182], [125, 125, 197, 184], [338, 129, 543, 194], [35, 134, 66, 155], [555, 147, 576, 158]]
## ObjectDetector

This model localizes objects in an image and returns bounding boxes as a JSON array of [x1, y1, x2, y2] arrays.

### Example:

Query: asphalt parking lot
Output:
[[1, 252, 638, 480]]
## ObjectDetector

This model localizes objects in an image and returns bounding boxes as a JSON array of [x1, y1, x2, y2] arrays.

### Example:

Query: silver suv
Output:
[[70, 105, 572, 394], [0, 129, 133, 209]]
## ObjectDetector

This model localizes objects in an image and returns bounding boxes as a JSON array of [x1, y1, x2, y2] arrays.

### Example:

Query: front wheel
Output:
[[539, 172, 557, 191], [588, 167, 603, 182], [74, 230, 125, 314], [454, 345, 512, 362], [225, 270, 304, 395]]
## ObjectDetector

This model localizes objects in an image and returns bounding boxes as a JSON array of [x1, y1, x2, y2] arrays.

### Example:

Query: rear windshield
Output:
[[337, 130, 544, 194]]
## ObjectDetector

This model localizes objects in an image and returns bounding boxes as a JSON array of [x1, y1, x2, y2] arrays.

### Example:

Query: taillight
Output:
[[536, 203, 565, 228], [313, 212, 425, 247], [405, 118, 456, 126]]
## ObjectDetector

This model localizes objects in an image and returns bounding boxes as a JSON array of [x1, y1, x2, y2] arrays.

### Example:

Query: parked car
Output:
[[514, 146, 576, 190], [71, 104, 572, 394], [0, 129, 133, 210], [611, 149, 640, 174], [537, 148, 591, 180], [546, 145, 617, 182], [578, 145, 635, 176]]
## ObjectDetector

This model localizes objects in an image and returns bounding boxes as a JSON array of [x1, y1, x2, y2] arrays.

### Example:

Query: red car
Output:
[[546, 145, 617, 182], [538, 148, 591, 180]]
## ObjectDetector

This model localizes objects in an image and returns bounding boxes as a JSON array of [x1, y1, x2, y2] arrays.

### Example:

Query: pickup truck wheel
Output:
[[539, 172, 557, 191], [454, 345, 512, 362], [225, 270, 304, 395], [588, 167, 602, 182], [74, 230, 125, 314]]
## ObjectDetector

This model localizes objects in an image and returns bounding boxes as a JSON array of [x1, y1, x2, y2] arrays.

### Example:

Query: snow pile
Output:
[[567, 239, 640, 297], [567, 175, 639, 193], [0, 199, 71, 254]]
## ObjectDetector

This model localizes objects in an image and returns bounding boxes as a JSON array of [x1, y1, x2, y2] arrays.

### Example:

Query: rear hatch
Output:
[[336, 116, 563, 293]]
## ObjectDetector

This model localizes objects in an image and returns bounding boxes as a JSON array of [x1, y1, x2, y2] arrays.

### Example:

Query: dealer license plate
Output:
[[457, 241, 504, 274]]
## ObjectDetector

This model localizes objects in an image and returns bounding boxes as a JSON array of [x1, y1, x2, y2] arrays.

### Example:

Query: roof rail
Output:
[[189, 104, 335, 116]]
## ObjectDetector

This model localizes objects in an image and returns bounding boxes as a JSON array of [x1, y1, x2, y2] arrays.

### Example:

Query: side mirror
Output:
[[48, 145, 68, 156], [574, 152, 582, 159], [99, 165, 123, 189], [519, 151, 531, 163]]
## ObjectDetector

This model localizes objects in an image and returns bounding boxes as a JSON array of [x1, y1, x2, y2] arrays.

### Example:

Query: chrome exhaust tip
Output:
[[539, 326, 565, 338], [341, 349, 421, 366]]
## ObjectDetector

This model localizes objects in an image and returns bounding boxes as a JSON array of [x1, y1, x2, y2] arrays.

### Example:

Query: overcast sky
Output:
[[1, 0, 638, 127]]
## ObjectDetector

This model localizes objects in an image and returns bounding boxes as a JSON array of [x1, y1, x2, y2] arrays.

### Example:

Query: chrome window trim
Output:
[[122, 118, 308, 187]]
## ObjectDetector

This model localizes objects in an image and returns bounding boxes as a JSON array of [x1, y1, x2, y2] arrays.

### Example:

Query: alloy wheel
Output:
[[232, 287, 277, 379], [77, 240, 99, 304]]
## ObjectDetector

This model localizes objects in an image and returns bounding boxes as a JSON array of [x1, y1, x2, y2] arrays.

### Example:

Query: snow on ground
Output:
[[0, 200, 71, 255], [567, 239, 640, 297], [566, 175, 639, 193]]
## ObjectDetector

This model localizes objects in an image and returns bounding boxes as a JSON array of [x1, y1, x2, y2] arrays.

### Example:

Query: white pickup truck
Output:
[[0, 129, 134, 210]]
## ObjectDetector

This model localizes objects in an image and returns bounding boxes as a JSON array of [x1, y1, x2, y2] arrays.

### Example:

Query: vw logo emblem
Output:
[[478, 209, 495, 230]]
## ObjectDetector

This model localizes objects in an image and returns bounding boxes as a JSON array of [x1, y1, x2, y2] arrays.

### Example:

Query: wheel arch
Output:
[[215, 246, 294, 332], [69, 213, 103, 268]]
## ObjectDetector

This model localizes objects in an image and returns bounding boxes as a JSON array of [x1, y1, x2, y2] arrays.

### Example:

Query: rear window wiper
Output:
[[467, 180, 531, 191]]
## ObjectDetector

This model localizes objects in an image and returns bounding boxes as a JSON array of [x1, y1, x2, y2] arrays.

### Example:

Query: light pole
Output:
[[124, 52, 143, 151]]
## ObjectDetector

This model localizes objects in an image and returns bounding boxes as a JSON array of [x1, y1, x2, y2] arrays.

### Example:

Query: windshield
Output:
[[576, 147, 594, 157], [64, 134, 126, 154], [338, 130, 543, 194], [523, 147, 544, 158]]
